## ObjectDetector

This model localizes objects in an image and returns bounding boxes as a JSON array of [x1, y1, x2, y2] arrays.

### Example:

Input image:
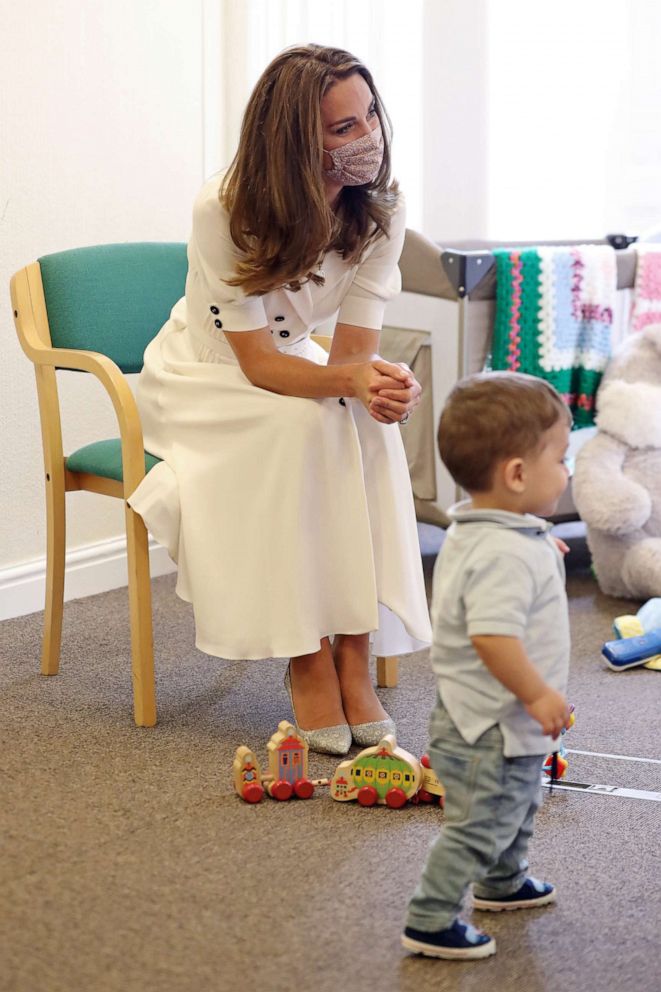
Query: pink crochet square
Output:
[[631, 247, 661, 333]]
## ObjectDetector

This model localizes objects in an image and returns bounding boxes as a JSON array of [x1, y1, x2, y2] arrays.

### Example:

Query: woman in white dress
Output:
[[128, 44, 432, 754]]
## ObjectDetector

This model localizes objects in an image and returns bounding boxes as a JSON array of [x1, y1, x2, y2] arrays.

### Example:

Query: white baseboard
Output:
[[0, 536, 177, 622]]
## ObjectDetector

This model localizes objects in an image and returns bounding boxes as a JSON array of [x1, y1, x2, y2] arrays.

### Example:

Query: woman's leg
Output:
[[333, 632, 389, 724], [289, 637, 347, 729]]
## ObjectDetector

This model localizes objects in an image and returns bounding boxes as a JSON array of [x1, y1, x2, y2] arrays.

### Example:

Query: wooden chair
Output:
[[10, 243, 187, 726], [10, 243, 398, 729]]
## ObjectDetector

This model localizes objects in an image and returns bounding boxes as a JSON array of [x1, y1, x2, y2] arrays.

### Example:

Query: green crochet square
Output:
[[491, 248, 603, 429]]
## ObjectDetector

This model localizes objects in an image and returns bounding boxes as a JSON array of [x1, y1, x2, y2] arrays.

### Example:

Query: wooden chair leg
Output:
[[376, 655, 399, 688], [124, 504, 157, 727], [41, 467, 66, 676]]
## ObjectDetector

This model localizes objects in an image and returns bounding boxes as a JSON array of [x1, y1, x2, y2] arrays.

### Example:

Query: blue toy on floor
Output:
[[602, 598, 661, 671]]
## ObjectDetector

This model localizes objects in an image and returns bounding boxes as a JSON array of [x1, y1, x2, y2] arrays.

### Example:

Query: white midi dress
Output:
[[128, 175, 432, 660]]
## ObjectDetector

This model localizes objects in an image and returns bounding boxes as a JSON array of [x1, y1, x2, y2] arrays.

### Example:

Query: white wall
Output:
[[421, 0, 489, 241], [421, 0, 661, 243], [0, 1, 204, 575], [486, 0, 630, 240]]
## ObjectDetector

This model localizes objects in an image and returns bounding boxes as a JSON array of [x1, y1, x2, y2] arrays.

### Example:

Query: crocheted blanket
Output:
[[491, 245, 616, 428], [631, 245, 661, 333]]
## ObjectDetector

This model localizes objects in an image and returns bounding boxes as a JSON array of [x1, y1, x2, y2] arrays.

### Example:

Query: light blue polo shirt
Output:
[[430, 501, 570, 757]]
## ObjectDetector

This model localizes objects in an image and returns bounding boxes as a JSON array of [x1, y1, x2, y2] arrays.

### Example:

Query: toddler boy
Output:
[[402, 371, 572, 960]]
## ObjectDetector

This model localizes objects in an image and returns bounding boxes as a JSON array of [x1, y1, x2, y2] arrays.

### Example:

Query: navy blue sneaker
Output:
[[401, 919, 496, 960], [473, 876, 556, 912]]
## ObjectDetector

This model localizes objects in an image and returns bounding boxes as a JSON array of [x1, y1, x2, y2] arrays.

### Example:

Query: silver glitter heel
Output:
[[284, 664, 352, 756], [350, 716, 396, 747]]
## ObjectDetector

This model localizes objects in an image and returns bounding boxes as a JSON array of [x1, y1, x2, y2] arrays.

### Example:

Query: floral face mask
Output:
[[323, 127, 384, 186]]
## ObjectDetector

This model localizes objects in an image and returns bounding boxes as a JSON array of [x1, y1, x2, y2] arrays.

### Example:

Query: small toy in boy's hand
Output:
[[543, 751, 568, 781], [542, 704, 575, 787]]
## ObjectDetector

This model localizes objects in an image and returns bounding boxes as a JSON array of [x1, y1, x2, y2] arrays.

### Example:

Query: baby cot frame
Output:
[[381, 231, 639, 526]]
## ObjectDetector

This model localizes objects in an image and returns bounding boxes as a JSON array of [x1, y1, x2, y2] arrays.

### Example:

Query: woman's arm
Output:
[[224, 326, 411, 414], [328, 323, 421, 424], [323, 197, 419, 423], [197, 180, 417, 416]]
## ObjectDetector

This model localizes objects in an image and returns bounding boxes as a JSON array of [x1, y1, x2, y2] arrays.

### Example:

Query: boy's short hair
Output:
[[438, 371, 572, 492]]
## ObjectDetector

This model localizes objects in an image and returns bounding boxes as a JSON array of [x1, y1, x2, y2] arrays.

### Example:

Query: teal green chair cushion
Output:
[[66, 439, 161, 483], [38, 243, 188, 373]]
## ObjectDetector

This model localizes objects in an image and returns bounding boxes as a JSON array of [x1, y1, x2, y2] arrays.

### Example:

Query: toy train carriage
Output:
[[412, 755, 445, 807], [233, 721, 315, 803], [330, 735, 444, 809], [233, 745, 266, 804]]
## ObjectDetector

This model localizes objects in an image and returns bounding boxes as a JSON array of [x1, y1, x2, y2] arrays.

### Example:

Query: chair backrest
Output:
[[38, 242, 188, 373]]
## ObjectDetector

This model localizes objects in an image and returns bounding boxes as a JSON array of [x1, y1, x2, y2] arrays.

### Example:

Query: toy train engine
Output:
[[410, 755, 445, 808], [329, 735, 445, 809]]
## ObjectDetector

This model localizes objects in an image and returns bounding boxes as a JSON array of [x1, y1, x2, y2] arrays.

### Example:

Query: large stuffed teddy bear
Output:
[[573, 323, 661, 599]]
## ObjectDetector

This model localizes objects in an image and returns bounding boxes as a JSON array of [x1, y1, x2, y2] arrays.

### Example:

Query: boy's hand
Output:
[[525, 689, 571, 738]]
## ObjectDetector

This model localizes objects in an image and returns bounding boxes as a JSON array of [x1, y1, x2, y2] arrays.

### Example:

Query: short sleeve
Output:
[[336, 194, 406, 330], [463, 554, 536, 639], [188, 178, 268, 332]]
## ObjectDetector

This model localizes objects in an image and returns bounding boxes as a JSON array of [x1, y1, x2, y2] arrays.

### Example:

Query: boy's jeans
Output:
[[405, 698, 545, 932]]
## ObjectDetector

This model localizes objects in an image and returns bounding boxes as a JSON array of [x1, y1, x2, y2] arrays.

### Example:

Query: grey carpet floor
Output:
[[1, 538, 661, 992]]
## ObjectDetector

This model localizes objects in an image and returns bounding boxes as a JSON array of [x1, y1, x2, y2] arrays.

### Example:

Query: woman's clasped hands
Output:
[[353, 359, 421, 425]]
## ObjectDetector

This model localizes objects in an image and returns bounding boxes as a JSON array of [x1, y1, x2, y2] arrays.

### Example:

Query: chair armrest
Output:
[[11, 263, 149, 496], [37, 347, 147, 495]]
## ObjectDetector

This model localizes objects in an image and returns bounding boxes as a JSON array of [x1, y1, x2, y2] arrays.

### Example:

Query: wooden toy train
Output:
[[233, 708, 575, 806], [233, 721, 445, 809]]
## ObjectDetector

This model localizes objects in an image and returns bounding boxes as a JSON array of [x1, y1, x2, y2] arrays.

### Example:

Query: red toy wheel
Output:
[[294, 778, 314, 800], [420, 754, 432, 769], [357, 786, 378, 807], [242, 783, 264, 804], [270, 779, 293, 801], [417, 788, 434, 804], [385, 787, 408, 809], [438, 795, 445, 809]]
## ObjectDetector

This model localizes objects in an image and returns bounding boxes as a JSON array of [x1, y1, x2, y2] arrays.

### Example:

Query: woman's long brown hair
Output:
[[220, 44, 399, 296]]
